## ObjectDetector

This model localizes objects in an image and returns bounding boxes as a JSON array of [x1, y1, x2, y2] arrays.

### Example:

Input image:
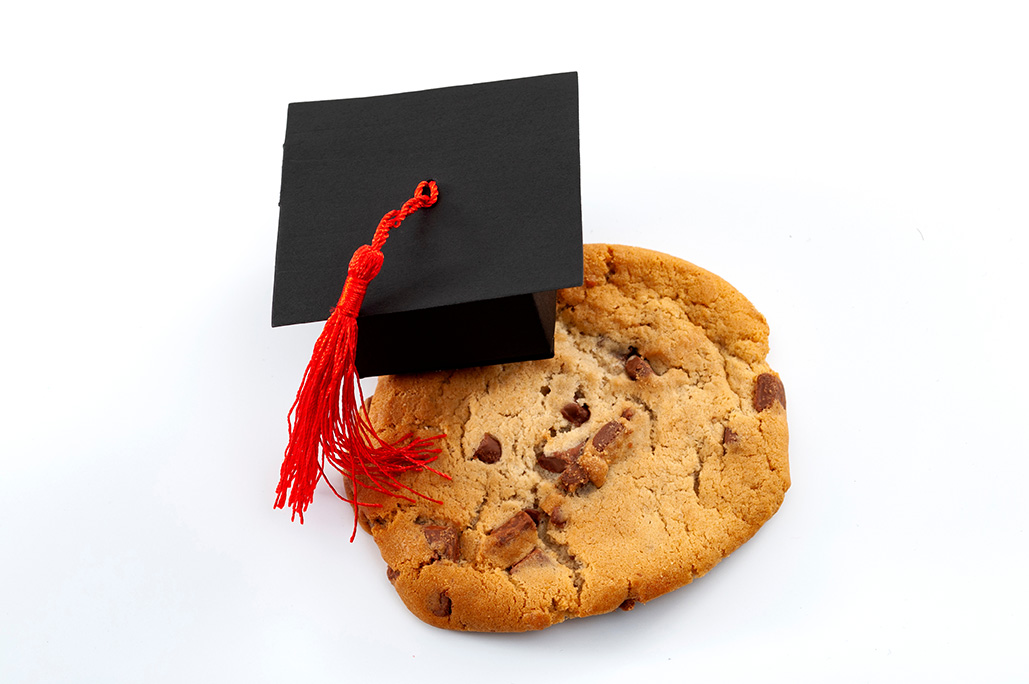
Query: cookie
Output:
[[358, 244, 789, 631]]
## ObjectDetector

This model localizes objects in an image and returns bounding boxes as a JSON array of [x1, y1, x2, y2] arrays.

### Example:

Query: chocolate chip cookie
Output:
[[358, 244, 789, 631]]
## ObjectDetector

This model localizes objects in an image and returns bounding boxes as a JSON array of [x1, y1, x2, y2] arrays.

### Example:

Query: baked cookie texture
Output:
[[359, 244, 789, 632]]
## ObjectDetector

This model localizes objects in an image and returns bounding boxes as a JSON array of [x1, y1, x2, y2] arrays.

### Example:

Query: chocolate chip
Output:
[[481, 511, 539, 568], [427, 590, 452, 617], [488, 511, 537, 546], [386, 566, 400, 583], [549, 505, 568, 527], [592, 421, 624, 452], [561, 402, 591, 426], [723, 427, 738, 444], [753, 373, 786, 412], [559, 462, 589, 491], [621, 407, 634, 420], [474, 433, 502, 463], [537, 441, 585, 473], [422, 525, 460, 561], [619, 598, 636, 611], [523, 508, 542, 525], [537, 453, 568, 473], [625, 355, 653, 380]]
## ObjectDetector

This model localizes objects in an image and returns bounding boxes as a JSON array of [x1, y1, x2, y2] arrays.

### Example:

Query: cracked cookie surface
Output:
[[359, 244, 790, 632]]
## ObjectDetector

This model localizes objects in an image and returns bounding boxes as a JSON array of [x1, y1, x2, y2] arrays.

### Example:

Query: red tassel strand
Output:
[[275, 180, 447, 540]]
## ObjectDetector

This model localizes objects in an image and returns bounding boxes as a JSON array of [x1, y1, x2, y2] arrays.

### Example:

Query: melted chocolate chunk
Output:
[[561, 402, 591, 426], [427, 590, 452, 617], [489, 511, 537, 546], [537, 453, 569, 473], [753, 373, 787, 412], [723, 427, 738, 444], [481, 511, 539, 569], [549, 505, 568, 527], [559, 462, 589, 491], [386, 566, 400, 583], [621, 407, 634, 420], [422, 525, 460, 561], [473, 433, 502, 463], [592, 421, 624, 452], [625, 355, 653, 380], [523, 508, 542, 525], [537, 441, 585, 473]]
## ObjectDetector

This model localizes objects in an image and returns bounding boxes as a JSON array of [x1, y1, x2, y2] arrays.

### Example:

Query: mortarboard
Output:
[[272, 73, 583, 529], [273, 72, 582, 375]]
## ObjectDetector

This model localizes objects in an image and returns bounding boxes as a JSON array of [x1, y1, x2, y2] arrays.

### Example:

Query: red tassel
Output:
[[275, 180, 447, 540]]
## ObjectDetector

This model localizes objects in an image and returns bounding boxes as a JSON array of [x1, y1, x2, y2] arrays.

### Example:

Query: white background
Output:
[[2, 2, 1027, 682]]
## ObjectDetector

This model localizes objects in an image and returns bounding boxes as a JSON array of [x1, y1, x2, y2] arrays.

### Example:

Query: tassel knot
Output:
[[338, 246, 382, 318], [347, 244, 384, 282]]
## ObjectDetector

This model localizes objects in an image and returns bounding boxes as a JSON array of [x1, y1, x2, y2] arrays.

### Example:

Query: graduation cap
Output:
[[272, 73, 583, 530]]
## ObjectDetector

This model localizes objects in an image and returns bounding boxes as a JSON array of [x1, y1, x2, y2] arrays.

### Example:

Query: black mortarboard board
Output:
[[273, 72, 582, 377]]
